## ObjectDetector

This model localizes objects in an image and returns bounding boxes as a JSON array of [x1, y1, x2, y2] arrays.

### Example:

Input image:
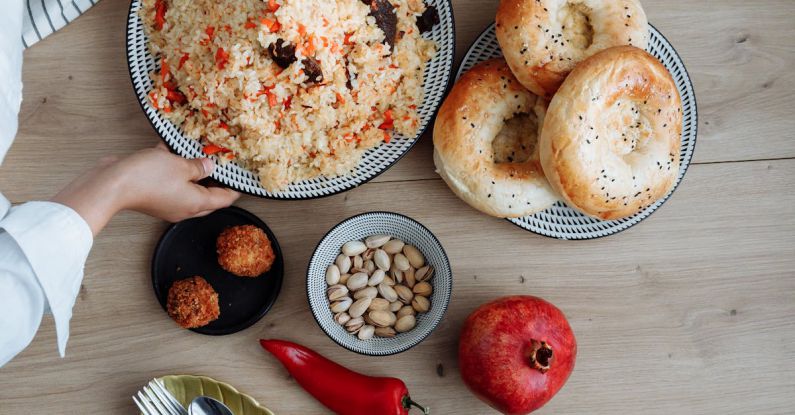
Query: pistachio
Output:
[[394, 284, 414, 304], [336, 254, 351, 274], [339, 273, 351, 285], [349, 297, 372, 318], [397, 305, 416, 319], [328, 236, 432, 338], [346, 272, 369, 291], [402, 245, 425, 268], [353, 254, 363, 270], [369, 310, 397, 328], [365, 234, 391, 249], [413, 281, 433, 297], [374, 327, 397, 338], [368, 269, 386, 286], [412, 295, 430, 313], [383, 239, 405, 255], [357, 325, 375, 340], [415, 265, 433, 282], [326, 264, 341, 285], [330, 297, 352, 313], [353, 286, 378, 299], [342, 240, 367, 256], [374, 249, 390, 271], [394, 253, 411, 271], [378, 283, 398, 302], [364, 259, 376, 274], [345, 316, 364, 332], [392, 269, 404, 284], [395, 315, 416, 333], [404, 267, 416, 288], [334, 312, 351, 325], [327, 284, 349, 301], [369, 298, 390, 311]]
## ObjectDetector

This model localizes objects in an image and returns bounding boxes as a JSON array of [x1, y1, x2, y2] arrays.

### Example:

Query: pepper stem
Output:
[[528, 340, 554, 373], [403, 395, 430, 414]]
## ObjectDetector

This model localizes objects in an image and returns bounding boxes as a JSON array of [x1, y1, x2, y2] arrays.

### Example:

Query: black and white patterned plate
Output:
[[307, 212, 452, 355], [458, 23, 698, 240], [126, 0, 455, 199]]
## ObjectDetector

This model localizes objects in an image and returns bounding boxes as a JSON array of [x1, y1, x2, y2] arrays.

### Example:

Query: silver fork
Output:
[[133, 378, 188, 415]]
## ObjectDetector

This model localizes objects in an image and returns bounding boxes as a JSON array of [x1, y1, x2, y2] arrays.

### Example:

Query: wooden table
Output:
[[1, 1, 794, 413]]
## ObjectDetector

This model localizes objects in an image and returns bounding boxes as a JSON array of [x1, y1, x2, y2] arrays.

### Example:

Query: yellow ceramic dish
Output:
[[155, 375, 274, 415]]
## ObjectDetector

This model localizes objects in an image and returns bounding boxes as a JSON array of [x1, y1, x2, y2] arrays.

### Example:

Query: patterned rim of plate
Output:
[[126, 0, 455, 200], [457, 23, 698, 240], [306, 211, 453, 356]]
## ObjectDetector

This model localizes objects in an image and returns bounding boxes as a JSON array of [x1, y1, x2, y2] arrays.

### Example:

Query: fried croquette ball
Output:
[[216, 225, 275, 277], [166, 276, 220, 329]]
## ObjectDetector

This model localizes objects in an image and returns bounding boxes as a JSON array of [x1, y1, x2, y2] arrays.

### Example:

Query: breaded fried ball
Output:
[[167, 276, 220, 329], [216, 225, 275, 277]]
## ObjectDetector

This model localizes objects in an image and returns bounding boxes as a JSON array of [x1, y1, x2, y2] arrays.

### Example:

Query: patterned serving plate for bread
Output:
[[307, 212, 452, 355], [458, 23, 698, 240], [126, 0, 455, 199]]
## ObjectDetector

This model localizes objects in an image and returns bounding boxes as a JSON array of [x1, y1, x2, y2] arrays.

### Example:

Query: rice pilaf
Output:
[[141, 0, 437, 191]]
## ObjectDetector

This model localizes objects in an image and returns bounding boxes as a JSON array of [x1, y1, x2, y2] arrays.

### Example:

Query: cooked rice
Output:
[[141, 0, 437, 191]]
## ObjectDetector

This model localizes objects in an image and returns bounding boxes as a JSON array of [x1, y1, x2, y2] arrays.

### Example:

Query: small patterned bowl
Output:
[[307, 212, 452, 355]]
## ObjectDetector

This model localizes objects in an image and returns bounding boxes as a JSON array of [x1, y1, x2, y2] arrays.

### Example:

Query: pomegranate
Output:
[[458, 296, 576, 414]]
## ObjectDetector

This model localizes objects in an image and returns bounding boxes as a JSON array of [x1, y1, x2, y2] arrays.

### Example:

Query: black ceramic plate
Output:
[[151, 206, 284, 335]]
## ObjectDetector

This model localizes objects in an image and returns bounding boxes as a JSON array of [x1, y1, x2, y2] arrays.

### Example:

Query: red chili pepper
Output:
[[259, 339, 429, 415], [154, 0, 167, 31]]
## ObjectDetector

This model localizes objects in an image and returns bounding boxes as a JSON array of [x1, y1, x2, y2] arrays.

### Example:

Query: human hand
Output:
[[53, 144, 240, 235]]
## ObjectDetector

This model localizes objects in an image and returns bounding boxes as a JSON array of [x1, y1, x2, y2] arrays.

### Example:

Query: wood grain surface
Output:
[[1, 1, 794, 414]]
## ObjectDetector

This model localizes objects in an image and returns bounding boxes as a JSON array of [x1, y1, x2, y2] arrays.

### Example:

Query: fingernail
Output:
[[201, 158, 215, 176]]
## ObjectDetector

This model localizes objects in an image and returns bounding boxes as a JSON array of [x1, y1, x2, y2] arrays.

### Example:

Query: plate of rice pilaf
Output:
[[127, 0, 454, 198]]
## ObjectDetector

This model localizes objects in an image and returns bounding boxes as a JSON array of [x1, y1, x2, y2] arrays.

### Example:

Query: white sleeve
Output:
[[0, 199, 93, 366], [0, 0, 23, 163]]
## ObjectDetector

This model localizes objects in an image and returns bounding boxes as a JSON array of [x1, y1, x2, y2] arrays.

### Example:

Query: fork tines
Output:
[[133, 378, 187, 415]]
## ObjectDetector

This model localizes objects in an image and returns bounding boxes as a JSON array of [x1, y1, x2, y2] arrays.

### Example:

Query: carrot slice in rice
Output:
[[215, 47, 229, 70], [160, 58, 170, 83], [203, 144, 231, 155], [154, 0, 167, 31]]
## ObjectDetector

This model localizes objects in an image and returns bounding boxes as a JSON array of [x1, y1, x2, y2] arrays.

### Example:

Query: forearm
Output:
[[49, 146, 238, 236], [51, 163, 125, 236]]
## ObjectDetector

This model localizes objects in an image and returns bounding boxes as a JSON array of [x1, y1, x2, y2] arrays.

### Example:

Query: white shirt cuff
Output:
[[0, 201, 93, 356]]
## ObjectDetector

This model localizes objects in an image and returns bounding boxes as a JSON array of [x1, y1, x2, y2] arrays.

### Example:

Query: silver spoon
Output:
[[188, 396, 234, 415]]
